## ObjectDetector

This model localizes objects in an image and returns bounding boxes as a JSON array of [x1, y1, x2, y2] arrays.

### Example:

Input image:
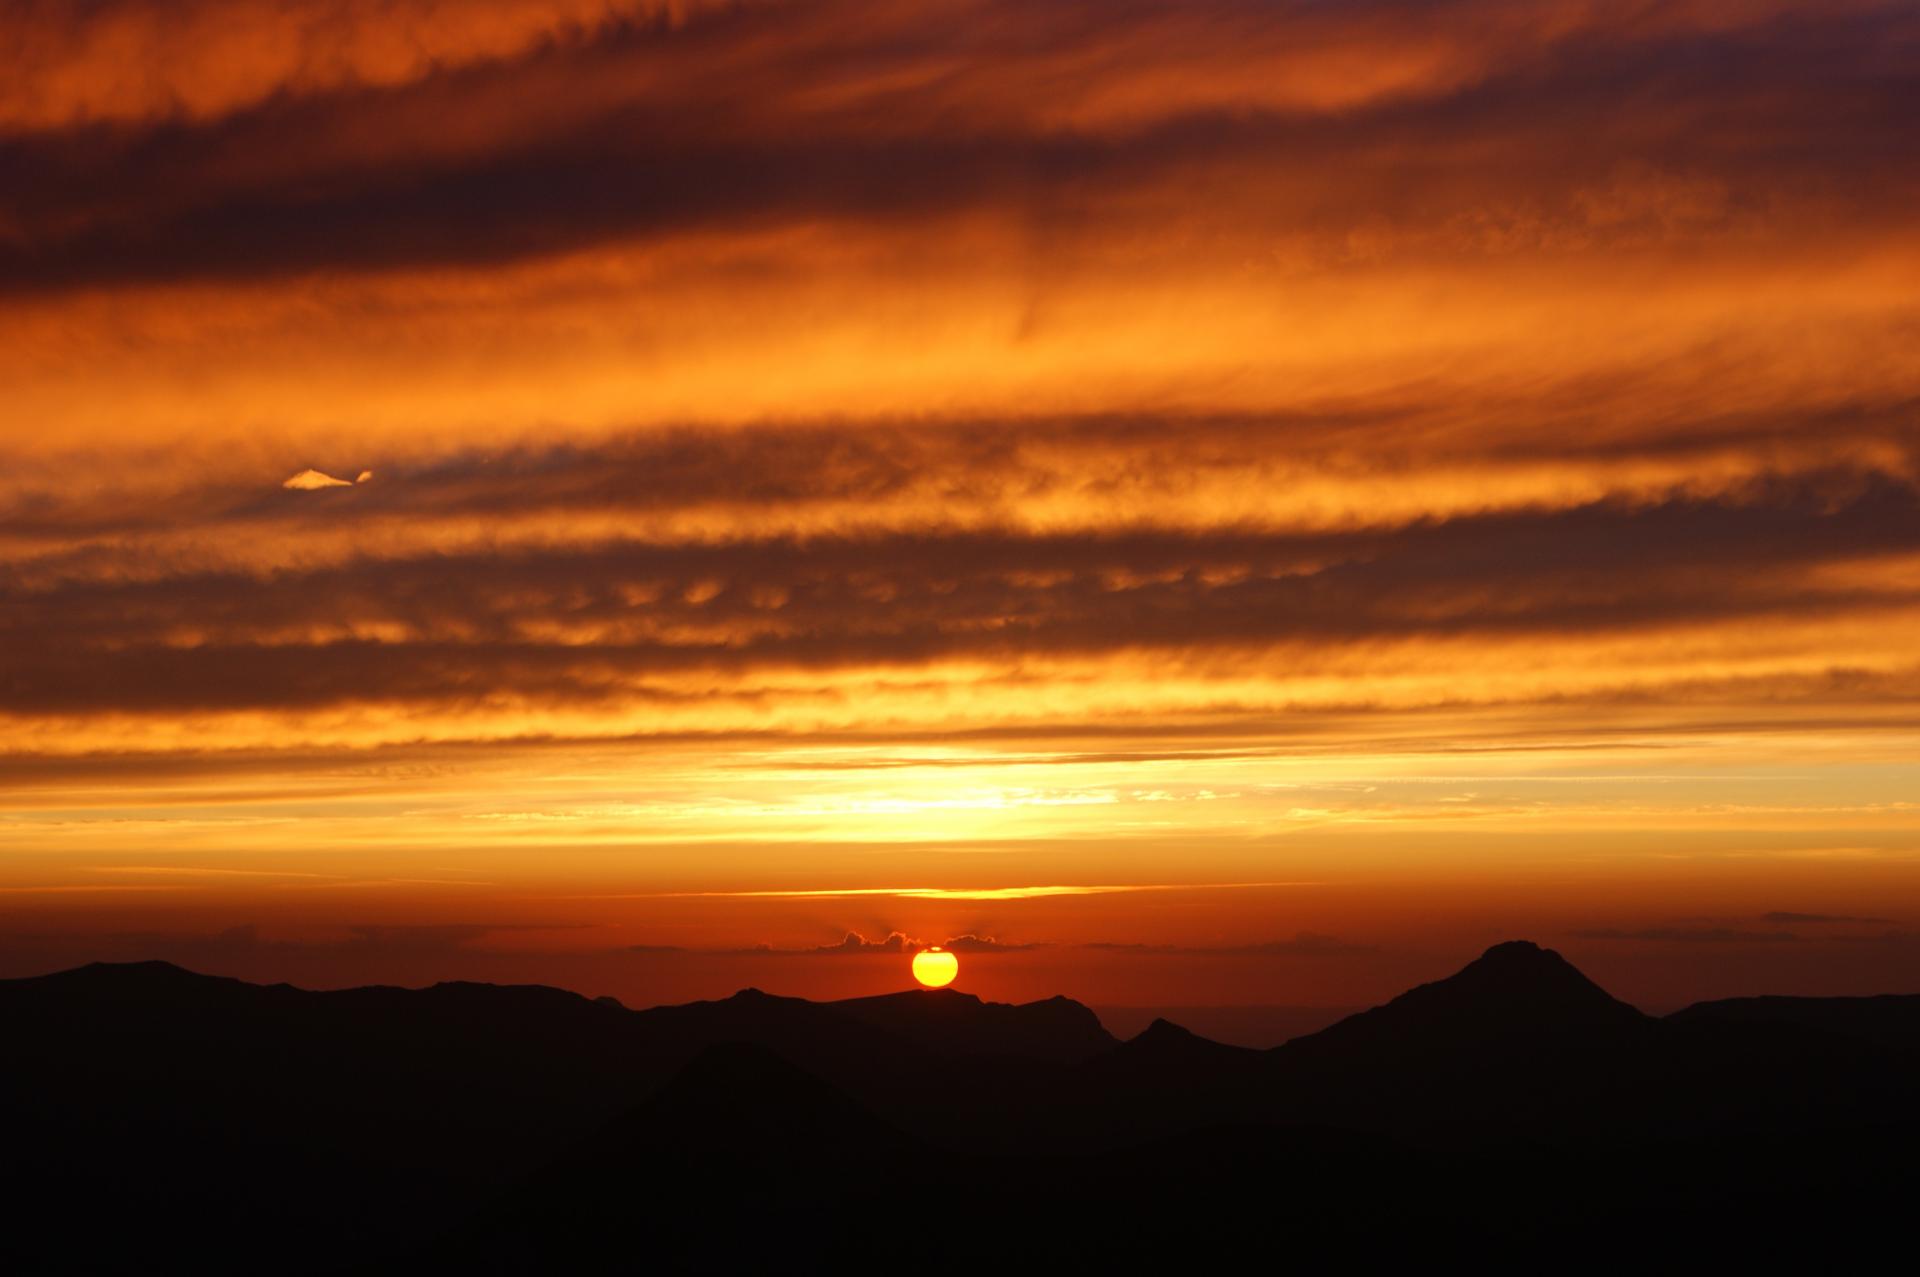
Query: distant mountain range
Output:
[[1092, 1002, 1360, 1046], [5, 941, 1917, 1271]]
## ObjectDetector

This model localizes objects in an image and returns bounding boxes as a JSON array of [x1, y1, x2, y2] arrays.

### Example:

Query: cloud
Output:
[[1759, 912, 1898, 925], [282, 468, 354, 490], [934, 934, 1047, 953], [1234, 934, 1378, 957], [1082, 932, 1375, 957], [1571, 927, 1801, 944], [724, 930, 1045, 956], [815, 930, 912, 955], [34, 922, 587, 963], [4, 1, 1915, 294], [6, 465, 1919, 725], [3, 0, 1919, 975], [0, 1, 713, 131], [337, 924, 538, 953], [13, 398, 1915, 552], [718, 931, 908, 956], [726, 930, 913, 957], [5, 0, 1811, 137]]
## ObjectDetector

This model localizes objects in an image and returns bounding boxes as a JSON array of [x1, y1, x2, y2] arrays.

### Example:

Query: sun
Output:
[[911, 946, 958, 988]]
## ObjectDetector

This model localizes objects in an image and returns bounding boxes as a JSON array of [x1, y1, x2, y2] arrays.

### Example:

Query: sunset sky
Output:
[[4, 0, 1919, 1012]]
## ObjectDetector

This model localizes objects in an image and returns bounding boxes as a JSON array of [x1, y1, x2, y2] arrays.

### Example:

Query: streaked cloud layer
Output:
[[3, 0, 1918, 1006]]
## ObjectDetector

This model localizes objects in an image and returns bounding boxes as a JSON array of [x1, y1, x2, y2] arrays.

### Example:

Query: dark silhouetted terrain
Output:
[[4, 942, 1916, 1272], [1094, 1003, 1361, 1047]]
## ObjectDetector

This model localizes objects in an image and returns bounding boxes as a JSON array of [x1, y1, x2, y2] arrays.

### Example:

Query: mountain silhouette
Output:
[[6, 942, 1918, 1271], [1086, 1015, 1261, 1095], [1670, 991, 1920, 1054], [443, 1042, 930, 1270], [1240, 941, 1660, 1142], [1296, 940, 1650, 1050], [829, 986, 1116, 1061], [1131, 1013, 1254, 1054]]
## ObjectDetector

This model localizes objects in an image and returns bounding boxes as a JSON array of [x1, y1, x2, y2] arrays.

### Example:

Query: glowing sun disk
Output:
[[911, 947, 958, 988]]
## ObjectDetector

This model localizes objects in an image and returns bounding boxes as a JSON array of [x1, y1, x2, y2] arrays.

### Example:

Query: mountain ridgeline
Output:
[[5, 941, 1917, 1271]]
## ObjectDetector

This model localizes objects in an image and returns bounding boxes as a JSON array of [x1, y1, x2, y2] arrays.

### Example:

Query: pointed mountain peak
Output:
[[1133, 1017, 1201, 1045], [1443, 940, 1624, 1006], [1092, 1015, 1258, 1079], [726, 986, 794, 1004], [1481, 939, 1550, 960], [1470, 939, 1569, 969], [1465, 940, 1581, 976], [1287, 939, 1646, 1056]]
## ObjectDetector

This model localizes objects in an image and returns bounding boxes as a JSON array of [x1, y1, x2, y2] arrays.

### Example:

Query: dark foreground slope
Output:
[[4, 944, 1917, 1272], [1670, 988, 1920, 1052]]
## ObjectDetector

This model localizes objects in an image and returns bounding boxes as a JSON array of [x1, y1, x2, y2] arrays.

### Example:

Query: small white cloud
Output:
[[282, 468, 353, 490], [354, 469, 374, 484]]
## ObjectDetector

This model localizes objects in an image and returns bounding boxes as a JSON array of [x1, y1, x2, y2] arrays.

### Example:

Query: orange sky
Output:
[[4, 0, 1919, 1012]]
